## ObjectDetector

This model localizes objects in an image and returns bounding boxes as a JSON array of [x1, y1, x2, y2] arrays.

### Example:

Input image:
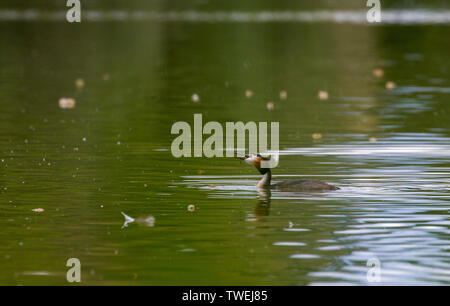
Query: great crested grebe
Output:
[[239, 154, 339, 192]]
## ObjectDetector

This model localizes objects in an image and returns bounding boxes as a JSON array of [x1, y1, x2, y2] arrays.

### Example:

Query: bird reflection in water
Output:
[[246, 189, 272, 222]]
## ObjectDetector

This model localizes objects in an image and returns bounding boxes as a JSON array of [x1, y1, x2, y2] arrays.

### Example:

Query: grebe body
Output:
[[272, 179, 339, 192]]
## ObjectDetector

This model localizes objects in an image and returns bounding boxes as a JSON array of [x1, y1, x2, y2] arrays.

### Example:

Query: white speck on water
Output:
[[59, 98, 76, 109], [75, 78, 85, 89], [191, 93, 200, 103], [318, 90, 329, 100], [82, 137, 86, 142], [178, 248, 196, 252], [386, 81, 396, 90]]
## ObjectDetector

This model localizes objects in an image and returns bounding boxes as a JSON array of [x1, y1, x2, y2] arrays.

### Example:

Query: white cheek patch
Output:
[[245, 155, 258, 166]]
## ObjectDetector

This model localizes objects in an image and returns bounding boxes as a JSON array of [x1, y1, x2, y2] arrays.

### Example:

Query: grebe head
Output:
[[240, 154, 271, 175]]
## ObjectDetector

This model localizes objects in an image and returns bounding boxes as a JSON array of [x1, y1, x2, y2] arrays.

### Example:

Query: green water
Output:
[[0, 7, 449, 285]]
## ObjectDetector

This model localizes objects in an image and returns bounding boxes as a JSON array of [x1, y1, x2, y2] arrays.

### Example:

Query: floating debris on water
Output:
[[208, 185, 216, 188], [245, 90, 253, 98], [266, 101, 274, 111], [121, 212, 135, 228], [31, 208, 44, 213], [385, 81, 396, 90], [137, 215, 155, 227], [373, 68, 384, 78], [279, 90, 288, 100], [191, 93, 200, 103], [197, 170, 205, 175], [75, 78, 85, 89], [318, 90, 329, 100], [103, 73, 110, 81], [187, 204, 196, 212], [121, 212, 155, 228], [82, 137, 87, 142], [369, 137, 377, 142], [58, 98, 75, 109], [312, 133, 323, 140]]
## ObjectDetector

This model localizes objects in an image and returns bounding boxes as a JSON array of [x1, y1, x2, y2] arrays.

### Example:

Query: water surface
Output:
[[0, 7, 449, 285]]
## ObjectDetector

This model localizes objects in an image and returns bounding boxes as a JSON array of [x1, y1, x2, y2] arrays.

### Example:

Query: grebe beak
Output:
[[236, 154, 261, 167], [244, 154, 259, 165], [236, 154, 250, 161]]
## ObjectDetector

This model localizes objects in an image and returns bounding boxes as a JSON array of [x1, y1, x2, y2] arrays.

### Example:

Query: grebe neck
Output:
[[256, 169, 272, 189]]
